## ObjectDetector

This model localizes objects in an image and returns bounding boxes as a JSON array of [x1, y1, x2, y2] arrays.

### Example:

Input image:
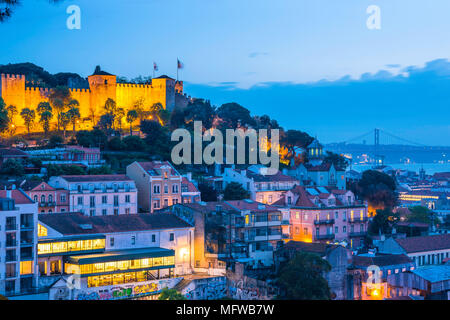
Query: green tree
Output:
[[6, 104, 17, 133], [103, 98, 118, 130], [183, 99, 216, 130], [0, 98, 10, 134], [407, 206, 439, 225], [49, 86, 71, 131], [1, 159, 25, 176], [126, 109, 138, 135], [276, 251, 331, 300], [76, 129, 107, 148], [323, 151, 349, 170], [368, 208, 399, 235], [198, 183, 218, 202], [216, 102, 255, 129], [88, 165, 112, 175], [49, 134, 64, 147], [36, 101, 52, 116], [140, 120, 171, 158], [59, 112, 70, 139], [67, 105, 81, 134], [20, 107, 35, 135], [39, 110, 53, 136], [349, 170, 398, 212], [116, 107, 125, 131], [122, 135, 146, 151], [223, 182, 250, 201], [158, 287, 186, 300]]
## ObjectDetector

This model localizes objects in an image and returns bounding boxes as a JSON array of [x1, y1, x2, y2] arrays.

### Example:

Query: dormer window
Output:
[[164, 171, 168, 179]]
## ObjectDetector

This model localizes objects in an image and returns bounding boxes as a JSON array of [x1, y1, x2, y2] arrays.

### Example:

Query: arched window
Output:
[[48, 194, 53, 203], [41, 195, 45, 203], [33, 195, 38, 202]]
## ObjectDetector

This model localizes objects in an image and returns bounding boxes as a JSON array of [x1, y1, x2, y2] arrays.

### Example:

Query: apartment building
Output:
[[0, 190, 38, 297], [22, 181, 69, 214], [48, 175, 137, 216], [222, 166, 299, 204], [37, 213, 194, 300], [166, 200, 285, 268], [273, 186, 370, 249], [377, 234, 450, 266], [126, 161, 182, 213], [181, 177, 201, 204]]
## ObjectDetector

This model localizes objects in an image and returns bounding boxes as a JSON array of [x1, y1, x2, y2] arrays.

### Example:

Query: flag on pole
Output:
[[153, 62, 158, 71], [177, 59, 184, 69]]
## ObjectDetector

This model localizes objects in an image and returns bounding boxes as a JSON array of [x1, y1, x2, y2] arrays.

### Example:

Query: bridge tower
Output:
[[373, 128, 384, 165]]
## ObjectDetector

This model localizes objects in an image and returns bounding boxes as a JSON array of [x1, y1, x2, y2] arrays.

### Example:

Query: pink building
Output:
[[126, 161, 182, 213], [181, 177, 201, 204], [273, 186, 370, 249], [22, 181, 69, 214], [47, 175, 137, 216]]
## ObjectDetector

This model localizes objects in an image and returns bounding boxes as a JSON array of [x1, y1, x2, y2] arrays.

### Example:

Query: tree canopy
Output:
[[223, 182, 250, 201]]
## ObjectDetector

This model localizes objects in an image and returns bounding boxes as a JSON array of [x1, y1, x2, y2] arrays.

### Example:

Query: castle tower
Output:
[[0, 74, 26, 111], [87, 66, 117, 122], [151, 75, 176, 111]]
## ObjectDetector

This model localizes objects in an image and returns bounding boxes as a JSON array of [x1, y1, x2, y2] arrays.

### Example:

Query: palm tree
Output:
[[49, 86, 72, 131], [116, 107, 125, 132], [20, 108, 36, 135], [103, 98, 117, 130], [59, 112, 70, 139], [67, 106, 81, 135], [126, 109, 138, 135], [6, 104, 17, 134], [39, 110, 53, 137]]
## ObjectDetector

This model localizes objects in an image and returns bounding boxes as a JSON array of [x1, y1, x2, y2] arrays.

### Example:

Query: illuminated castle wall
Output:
[[0, 70, 185, 132]]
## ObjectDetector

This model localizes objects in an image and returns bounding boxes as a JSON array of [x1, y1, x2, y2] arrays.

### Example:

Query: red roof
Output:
[[181, 177, 199, 193], [60, 175, 132, 182], [246, 170, 298, 183], [38, 213, 192, 235], [0, 189, 34, 204], [137, 161, 179, 176], [225, 200, 280, 212], [352, 254, 413, 267], [395, 234, 450, 253], [0, 147, 28, 157]]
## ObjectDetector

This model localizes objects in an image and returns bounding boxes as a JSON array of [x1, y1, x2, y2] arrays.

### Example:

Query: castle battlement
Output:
[[116, 83, 152, 89], [70, 88, 91, 93], [25, 86, 50, 93], [1, 73, 26, 81]]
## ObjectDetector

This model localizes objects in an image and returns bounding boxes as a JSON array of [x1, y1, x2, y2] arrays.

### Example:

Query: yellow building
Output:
[[0, 66, 186, 133]]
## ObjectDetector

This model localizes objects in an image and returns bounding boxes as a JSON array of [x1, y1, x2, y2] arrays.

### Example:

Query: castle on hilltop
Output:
[[0, 66, 190, 133]]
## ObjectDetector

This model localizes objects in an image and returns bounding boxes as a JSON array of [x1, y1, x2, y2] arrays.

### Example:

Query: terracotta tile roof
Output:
[[433, 172, 450, 180], [225, 200, 281, 212], [395, 234, 450, 253], [305, 162, 345, 172], [137, 161, 179, 176], [352, 254, 413, 267], [175, 202, 237, 214], [38, 213, 192, 235], [284, 240, 339, 256], [246, 170, 298, 183], [60, 175, 132, 182], [396, 221, 430, 228], [0, 189, 34, 204], [0, 147, 28, 157], [181, 177, 199, 193]]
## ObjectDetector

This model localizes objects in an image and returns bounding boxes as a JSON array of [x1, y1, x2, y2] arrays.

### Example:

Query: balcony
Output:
[[5, 254, 17, 262], [39, 202, 56, 207], [20, 238, 34, 246], [281, 220, 290, 225], [314, 219, 335, 225], [5, 271, 18, 279], [349, 232, 367, 238], [349, 217, 369, 223], [315, 233, 335, 240], [5, 224, 18, 231], [6, 240, 17, 247]]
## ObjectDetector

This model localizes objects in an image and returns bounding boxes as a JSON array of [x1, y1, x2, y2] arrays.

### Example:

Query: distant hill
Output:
[[0, 62, 87, 88]]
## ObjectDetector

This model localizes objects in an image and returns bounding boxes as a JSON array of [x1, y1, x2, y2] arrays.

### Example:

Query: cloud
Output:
[[184, 59, 450, 146]]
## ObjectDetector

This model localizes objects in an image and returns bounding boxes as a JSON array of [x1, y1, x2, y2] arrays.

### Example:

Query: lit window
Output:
[[38, 224, 48, 237], [20, 261, 33, 275]]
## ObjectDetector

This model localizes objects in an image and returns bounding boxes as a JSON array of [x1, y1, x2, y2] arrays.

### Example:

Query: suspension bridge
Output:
[[328, 128, 449, 165]]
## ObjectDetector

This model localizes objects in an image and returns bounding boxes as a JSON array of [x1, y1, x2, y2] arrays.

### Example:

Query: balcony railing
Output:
[[314, 219, 335, 225], [5, 271, 18, 279], [349, 217, 369, 223], [6, 240, 17, 247], [349, 232, 367, 238], [5, 224, 18, 231], [5, 255, 17, 262], [315, 233, 335, 240]]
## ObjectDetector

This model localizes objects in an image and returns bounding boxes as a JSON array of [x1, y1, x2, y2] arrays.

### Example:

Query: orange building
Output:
[[0, 67, 188, 133]]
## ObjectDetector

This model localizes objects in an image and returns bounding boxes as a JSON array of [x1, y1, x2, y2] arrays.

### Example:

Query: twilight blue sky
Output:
[[1, 0, 450, 145]]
